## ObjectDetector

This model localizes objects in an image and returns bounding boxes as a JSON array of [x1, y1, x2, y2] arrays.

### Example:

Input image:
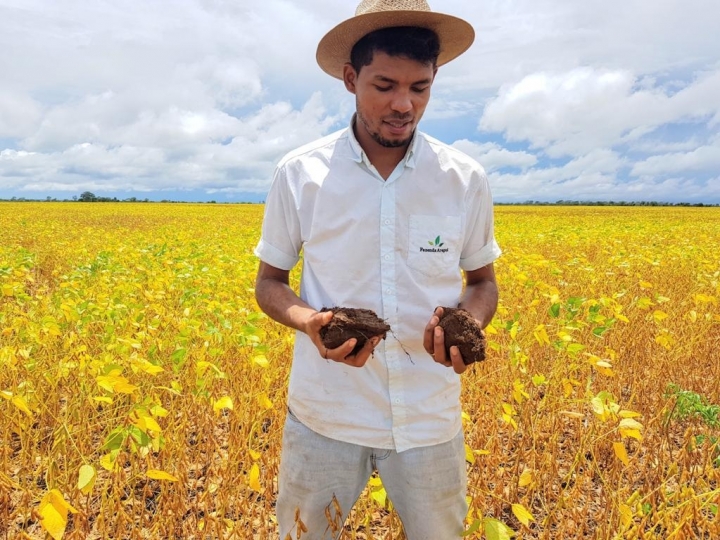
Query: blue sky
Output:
[[1, 0, 719, 203]]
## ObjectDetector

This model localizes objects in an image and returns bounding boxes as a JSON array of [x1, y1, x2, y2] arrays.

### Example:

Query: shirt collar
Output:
[[347, 114, 419, 170]]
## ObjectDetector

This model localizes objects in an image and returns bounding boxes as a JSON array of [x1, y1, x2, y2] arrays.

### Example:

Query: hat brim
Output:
[[317, 11, 475, 80]]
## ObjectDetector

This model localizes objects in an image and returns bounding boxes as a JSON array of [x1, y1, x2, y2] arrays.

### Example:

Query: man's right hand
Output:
[[305, 310, 380, 368]]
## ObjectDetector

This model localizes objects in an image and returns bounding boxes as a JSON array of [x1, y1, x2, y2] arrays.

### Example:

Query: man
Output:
[[254, 1, 501, 537]]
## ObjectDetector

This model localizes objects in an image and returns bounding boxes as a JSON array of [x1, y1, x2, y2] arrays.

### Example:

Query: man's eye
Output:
[[412, 87, 428, 93], [375, 86, 392, 92]]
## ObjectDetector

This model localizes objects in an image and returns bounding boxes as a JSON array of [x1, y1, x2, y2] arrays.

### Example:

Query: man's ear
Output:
[[343, 63, 358, 94]]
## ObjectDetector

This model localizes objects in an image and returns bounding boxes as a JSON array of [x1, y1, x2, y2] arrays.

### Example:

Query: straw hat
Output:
[[317, 0, 475, 79]]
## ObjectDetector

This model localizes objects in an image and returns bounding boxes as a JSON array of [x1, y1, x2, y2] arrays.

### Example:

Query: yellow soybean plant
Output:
[[1, 202, 719, 539]]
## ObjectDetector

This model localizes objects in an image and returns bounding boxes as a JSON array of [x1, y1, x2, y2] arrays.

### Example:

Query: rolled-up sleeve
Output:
[[459, 170, 502, 271], [254, 166, 302, 271]]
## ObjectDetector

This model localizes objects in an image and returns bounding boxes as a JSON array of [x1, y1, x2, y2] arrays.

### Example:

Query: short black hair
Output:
[[350, 26, 440, 74]]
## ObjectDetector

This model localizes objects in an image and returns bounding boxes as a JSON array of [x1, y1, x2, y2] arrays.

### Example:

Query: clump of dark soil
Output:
[[319, 307, 391, 357], [438, 307, 486, 365]]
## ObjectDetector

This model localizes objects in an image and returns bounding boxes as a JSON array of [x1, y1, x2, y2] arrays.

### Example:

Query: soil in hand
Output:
[[438, 307, 486, 365], [319, 307, 391, 357]]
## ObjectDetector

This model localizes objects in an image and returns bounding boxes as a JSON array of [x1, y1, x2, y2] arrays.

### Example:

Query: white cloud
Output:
[[479, 67, 720, 157], [0, 92, 43, 139], [1, 0, 719, 201], [631, 141, 720, 177], [451, 140, 537, 172], [1, 92, 336, 194]]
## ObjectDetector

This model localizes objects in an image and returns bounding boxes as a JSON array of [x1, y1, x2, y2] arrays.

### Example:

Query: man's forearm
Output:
[[255, 278, 316, 334], [458, 280, 498, 329]]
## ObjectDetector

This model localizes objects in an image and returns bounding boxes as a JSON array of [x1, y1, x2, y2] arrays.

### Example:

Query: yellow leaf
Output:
[[99, 452, 117, 471], [619, 503, 633, 528], [511, 503, 534, 527], [465, 443, 475, 465], [618, 410, 642, 419], [653, 310, 668, 323], [370, 486, 387, 506], [77, 465, 96, 495], [694, 293, 717, 305], [518, 469, 535, 488], [249, 449, 261, 460], [248, 463, 261, 492], [139, 363, 164, 375], [12, 396, 33, 417], [594, 360, 615, 377], [619, 418, 644, 440], [92, 396, 113, 404], [38, 489, 78, 540], [147, 469, 179, 482], [614, 441, 629, 465], [213, 396, 234, 414], [137, 415, 162, 433], [639, 281, 653, 289], [252, 355, 269, 368], [150, 405, 168, 417], [619, 418, 643, 431], [533, 324, 550, 345], [257, 393, 273, 410]]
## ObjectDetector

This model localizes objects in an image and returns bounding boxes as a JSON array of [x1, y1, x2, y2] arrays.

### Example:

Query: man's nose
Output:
[[390, 91, 412, 114]]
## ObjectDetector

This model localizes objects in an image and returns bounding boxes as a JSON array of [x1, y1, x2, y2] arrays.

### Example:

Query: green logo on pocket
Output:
[[427, 236, 444, 248], [420, 236, 449, 253]]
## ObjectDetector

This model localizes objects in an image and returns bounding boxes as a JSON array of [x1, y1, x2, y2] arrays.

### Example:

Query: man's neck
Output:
[[353, 119, 412, 180]]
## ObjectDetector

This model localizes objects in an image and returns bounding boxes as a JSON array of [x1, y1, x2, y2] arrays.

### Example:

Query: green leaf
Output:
[[461, 518, 483, 537], [428, 241, 434, 246], [435, 236, 441, 246], [484, 517, 515, 540], [549, 303, 561, 318], [102, 427, 126, 451]]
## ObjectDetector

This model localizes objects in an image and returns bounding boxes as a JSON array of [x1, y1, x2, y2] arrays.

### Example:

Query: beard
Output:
[[356, 108, 414, 148]]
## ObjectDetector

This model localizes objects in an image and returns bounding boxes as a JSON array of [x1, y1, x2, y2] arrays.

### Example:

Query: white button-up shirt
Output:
[[255, 119, 502, 452]]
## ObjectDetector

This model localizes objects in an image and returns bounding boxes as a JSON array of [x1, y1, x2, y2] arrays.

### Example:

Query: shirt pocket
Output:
[[406, 215, 462, 277]]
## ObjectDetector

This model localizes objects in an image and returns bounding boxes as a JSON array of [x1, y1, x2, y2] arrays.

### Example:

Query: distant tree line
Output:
[[0, 193, 716, 207], [0, 192, 262, 204], [496, 200, 717, 207]]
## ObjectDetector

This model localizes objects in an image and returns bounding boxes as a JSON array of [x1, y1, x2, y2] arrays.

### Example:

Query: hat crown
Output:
[[355, 0, 432, 16]]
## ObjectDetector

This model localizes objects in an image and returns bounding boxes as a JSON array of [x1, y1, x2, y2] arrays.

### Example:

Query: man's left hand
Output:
[[423, 307, 469, 375]]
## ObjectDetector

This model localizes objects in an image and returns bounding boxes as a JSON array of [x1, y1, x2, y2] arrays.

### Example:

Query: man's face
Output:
[[344, 51, 436, 150]]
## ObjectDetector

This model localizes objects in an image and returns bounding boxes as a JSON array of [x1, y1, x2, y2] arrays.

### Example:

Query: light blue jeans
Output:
[[277, 409, 468, 539]]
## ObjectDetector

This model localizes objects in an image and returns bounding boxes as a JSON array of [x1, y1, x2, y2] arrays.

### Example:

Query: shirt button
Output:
[[384, 254, 390, 260], [394, 398, 401, 404], [384, 219, 390, 225], [386, 289, 392, 295]]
